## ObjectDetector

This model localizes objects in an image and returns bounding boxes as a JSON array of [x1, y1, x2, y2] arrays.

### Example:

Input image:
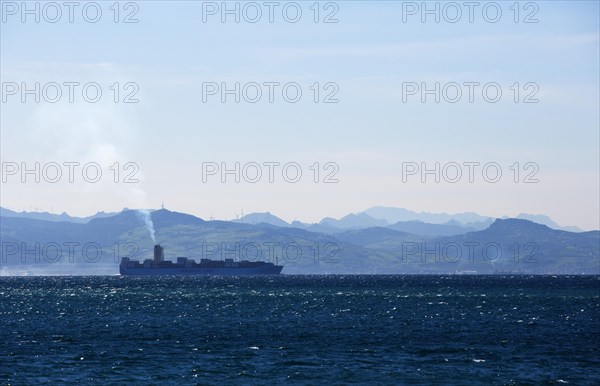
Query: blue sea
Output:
[[1, 275, 599, 385]]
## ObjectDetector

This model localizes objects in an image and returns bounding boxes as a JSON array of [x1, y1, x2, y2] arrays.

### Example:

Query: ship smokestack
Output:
[[154, 244, 164, 263]]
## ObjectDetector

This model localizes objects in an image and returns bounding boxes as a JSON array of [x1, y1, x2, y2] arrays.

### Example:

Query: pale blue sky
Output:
[[1, 1, 599, 229]]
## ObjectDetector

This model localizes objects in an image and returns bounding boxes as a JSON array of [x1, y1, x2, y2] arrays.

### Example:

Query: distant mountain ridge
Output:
[[1, 209, 598, 275], [363, 206, 489, 225], [319, 213, 388, 229], [361, 207, 582, 232], [511, 213, 582, 232], [0, 206, 585, 234], [0, 207, 121, 223], [233, 212, 290, 227]]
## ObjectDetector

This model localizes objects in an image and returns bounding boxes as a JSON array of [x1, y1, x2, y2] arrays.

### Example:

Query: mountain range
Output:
[[1, 207, 597, 275], [230, 207, 580, 233], [1, 206, 583, 232], [0, 207, 119, 223]]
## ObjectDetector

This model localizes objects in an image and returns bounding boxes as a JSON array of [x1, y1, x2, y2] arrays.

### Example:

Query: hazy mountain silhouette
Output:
[[512, 213, 582, 232], [319, 213, 388, 229], [1, 206, 584, 233], [0, 207, 120, 223], [363, 206, 489, 224], [233, 212, 289, 227], [1, 209, 597, 275]]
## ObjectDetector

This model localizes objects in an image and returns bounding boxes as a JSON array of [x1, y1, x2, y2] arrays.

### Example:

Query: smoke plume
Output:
[[138, 209, 156, 243]]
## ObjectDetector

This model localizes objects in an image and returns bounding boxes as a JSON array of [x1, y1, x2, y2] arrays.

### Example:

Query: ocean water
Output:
[[1, 275, 599, 385]]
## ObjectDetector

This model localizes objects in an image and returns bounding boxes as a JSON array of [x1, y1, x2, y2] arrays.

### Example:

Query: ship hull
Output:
[[120, 265, 283, 276], [120, 244, 283, 276]]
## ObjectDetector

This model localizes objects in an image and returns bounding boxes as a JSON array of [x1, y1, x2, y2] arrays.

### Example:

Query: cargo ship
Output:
[[120, 244, 283, 276]]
